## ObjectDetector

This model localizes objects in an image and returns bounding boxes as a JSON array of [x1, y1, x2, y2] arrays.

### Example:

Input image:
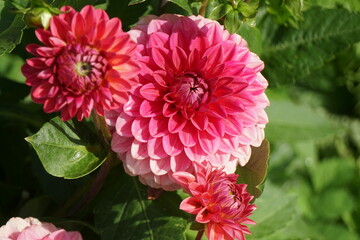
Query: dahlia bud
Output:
[[24, 7, 53, 29]]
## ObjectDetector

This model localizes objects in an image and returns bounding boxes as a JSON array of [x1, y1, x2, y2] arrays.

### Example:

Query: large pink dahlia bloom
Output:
[[106, 14, 269, 190], [22, 5, 140, 121], [0, 217, 82, 240], [173, 162, 256, 240]]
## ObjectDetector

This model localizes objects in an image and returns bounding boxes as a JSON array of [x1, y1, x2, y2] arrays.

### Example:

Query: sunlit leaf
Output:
[[237, 140, 269, 199], [238, 22, 262, 54], [265, 89, 346, 142], [208, 3, 232, 20], [26, 117, 107, 179], [247, 184, 297, 239], [129, 0, 146, 5], [262, 7, 360, 84], [224, 10, 241, 34]]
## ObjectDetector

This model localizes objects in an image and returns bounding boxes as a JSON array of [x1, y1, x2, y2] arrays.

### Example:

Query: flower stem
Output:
[[195, 230, 204, 240], [66, 151, 116, 216], [92, 112, 112, 147], [65, 112, 115, 216], [199, 0, 209, 16]]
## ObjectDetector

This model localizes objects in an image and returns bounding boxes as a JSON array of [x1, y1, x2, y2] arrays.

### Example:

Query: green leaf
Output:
[[310, 222, 359, 240], [25, 117, 107, 179], [262, 7, 360, 84], [238, 22, 262, 54], [94, 169, 188, 240], [308, 0, 360, 12], [224, 10, 241, 34], [238, 1, 257, 18], [313, 188, 355, 220], [237, 140, 269, 199], [208, 4, 232, 20], [247, 183, 297, 239], [168, 0, 192, 15], [50, 0, 107, 10], [189, 2, 202, 15], [0, 0, 26, 55], [310, 157, 356, 192], [0, 54, 26, 83], [265, 0, 304, 27], [129, 0, 146, 5], [105, 0, 160, 31], [265, 89, 346, 142]]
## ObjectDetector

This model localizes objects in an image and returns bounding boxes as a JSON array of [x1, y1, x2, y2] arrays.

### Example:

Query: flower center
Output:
[[74, 62, 91, 77], [227, 184, 242, 205], [171, 72, 208, 109], [57, 44, 108, 95]]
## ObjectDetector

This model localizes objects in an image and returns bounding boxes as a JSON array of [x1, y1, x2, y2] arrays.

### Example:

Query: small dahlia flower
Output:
[[22, 5, 140, 121], [173, 162, 256, 240], [0, 217, 82, 240], [106, 14, 269, 190]]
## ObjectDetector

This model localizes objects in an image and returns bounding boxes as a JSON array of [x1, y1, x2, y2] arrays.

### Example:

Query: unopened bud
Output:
[[24, 7, 52, 29]]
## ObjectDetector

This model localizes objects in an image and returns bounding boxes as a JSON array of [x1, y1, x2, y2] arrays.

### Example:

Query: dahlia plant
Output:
[[0, 217, 82, 240], [106, 14, 269, 190], [22, 5, 140, 121], [0, 0, 272, 240], [173, 162, 256, 240]]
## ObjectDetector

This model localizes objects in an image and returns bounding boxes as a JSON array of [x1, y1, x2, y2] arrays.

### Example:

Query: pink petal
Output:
[[150, 157, 171, 175], [198, 131, 221, 155], [149, 115, 168, 137], [140, 83, 164, 101], [170, 151, 192, 172], [162, 133, 183, 156], [131, 117, 150, 142], [190, 112, 208, 130], [147, 137, 168, 159], [124, 152, 151, 175], [172, 171, 195, 188], [168, 112, 186, 133], [178, 122, 197, 147], [179, 197, 203, 214], [131, 140, 149, 160], [111, 134, 132, 153]]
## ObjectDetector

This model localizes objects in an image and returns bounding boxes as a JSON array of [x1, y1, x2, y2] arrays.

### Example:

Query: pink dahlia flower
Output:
[[173, 162, 256, 240], [106, 14, 269, 190], [22, 5, 140, 121], [0, 217, 82, 240]]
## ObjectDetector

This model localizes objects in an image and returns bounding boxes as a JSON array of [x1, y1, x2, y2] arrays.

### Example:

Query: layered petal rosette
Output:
[[22, 5, 140, 121], [0, 217, 82, 240], [106, 14, 269, 190], [173, 162, 256, 240]]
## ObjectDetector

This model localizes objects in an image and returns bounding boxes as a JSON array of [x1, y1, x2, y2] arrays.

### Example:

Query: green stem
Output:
[[199, 0, 209, 16], [64, 112, 115, 216], [92, 112, 112, 147], [66, 151, 116, 216]]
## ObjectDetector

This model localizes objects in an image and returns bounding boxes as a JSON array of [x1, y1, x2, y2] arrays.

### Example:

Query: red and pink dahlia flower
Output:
[[106, 14, 269, 190], [22, 5, 140, 121], [173, 162, 256, 240], [0, 217, 82, 240]]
